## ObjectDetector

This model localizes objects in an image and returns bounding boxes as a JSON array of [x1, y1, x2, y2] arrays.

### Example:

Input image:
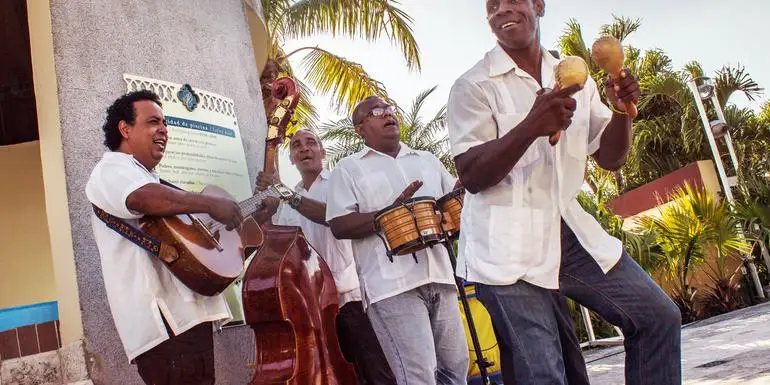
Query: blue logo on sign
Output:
[[177, 84, 200, 112]]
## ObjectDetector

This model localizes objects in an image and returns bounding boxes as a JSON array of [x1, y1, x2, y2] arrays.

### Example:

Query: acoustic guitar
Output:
[[138, 183, 293, 296]]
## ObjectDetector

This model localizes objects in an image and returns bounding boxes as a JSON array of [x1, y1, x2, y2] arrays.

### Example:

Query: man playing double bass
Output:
[[446, 1, 683, 384], [326, 96, 470, 385], [255, 128, 397, 385], [85, 90, 278, 384]]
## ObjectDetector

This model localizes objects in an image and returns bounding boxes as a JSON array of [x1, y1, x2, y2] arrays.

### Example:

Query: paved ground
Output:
[[585, 302, 770, 384]]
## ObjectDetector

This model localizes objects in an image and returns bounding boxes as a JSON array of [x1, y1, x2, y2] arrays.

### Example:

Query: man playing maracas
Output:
[[445, 1, 682, 384]]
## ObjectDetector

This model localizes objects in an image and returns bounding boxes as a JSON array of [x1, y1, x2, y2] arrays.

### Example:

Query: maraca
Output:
[[549, 55, 589, 145], [591, 36, 638, 118]]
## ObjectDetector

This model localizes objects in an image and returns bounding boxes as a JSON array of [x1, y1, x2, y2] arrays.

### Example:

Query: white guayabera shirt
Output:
[[86, 152, 231, 362], [326, 143, 457, 309], [446, 45, 623, 289], [276, 169, 362, 307]]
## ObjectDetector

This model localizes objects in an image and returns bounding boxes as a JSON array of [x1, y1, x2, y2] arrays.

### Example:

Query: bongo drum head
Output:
[[437, 188, 465, 206], [375, 196, 443, 257]]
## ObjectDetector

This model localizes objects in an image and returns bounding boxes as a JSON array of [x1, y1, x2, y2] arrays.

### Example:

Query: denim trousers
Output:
[[476, 222, 682, 385], [337, 301, 397, 385], [367, 283, 470, 385], [491, 291, 591, 385]]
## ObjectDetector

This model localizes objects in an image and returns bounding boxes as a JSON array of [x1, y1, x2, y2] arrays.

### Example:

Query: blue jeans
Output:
[[491, 292, 590, 385], [476, 223, 682, 385], [367, 283, 470, 385]]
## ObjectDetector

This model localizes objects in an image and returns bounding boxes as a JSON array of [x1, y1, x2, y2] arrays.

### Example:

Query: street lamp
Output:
[[687, 76, 766, 299], [695, 76, 716, 99], [709, 120, 729, 139]]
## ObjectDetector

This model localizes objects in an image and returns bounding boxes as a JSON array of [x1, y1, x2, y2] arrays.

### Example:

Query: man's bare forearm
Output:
[[329, 212, 378, 240], [593, 113, 633, 171], [455, 122, 537, 194], [294, 196, 328, 226], [126, 183, 215, 216]]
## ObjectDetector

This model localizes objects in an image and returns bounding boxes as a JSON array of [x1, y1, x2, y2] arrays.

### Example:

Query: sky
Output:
[[278, 0, 770, 187]]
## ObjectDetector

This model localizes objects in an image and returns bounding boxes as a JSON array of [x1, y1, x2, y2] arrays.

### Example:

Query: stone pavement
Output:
[[584, 302, 770, 384]]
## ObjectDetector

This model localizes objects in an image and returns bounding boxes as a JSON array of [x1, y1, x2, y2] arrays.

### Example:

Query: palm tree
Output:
[[259, 0, 421, 131], [315, 85, 455, 174], [556, 16, 766, 195], [636, 183, 750, 322]]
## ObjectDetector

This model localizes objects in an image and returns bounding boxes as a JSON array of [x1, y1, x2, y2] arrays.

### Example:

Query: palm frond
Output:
[[291, 88, 320, 134], [421, 105, 447, 139], [639, 49, 673, 79], [637, 183, 749, 290], [282, 0, 421, 71], [714, 64, 764, 106], [299, 47, 390, 114], [557, 19, 597, 73], [403, 85, 439, 132], [624, 46, 642, 76], [262, 0, 291, 40], [682, 61, 704, 80], [759, 101, 770, 124], [638, 72, 690, 113], [624, 230, 667, 274], [316, 116, 363, 167], [599, 15, 642, 42]]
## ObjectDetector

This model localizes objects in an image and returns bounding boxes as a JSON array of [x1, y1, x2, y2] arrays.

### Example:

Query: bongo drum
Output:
[[375, 197, 444, 261], [437, 188, 465, 238]]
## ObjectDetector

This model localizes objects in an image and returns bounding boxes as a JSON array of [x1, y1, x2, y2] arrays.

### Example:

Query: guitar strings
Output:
[[204, 188, 281, 232]]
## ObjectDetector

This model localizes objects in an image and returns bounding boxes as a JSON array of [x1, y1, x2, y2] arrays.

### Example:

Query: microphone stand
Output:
[[442, 236, 497, 385]]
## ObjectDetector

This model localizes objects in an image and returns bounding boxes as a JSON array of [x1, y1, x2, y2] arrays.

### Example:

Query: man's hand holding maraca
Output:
[[604, 69, 641, 118], [523, 84, 583, 144]]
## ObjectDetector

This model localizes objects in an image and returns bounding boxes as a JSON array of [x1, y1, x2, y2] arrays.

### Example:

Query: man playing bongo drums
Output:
[[445, 1, 682, 384], [327, 96, 469, 385]]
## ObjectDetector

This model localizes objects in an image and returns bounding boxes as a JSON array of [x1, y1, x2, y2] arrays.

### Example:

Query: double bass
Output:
[[241, 77, 357, 385]]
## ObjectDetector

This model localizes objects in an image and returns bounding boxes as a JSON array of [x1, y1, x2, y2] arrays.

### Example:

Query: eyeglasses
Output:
[[367, 105, 395, 118]]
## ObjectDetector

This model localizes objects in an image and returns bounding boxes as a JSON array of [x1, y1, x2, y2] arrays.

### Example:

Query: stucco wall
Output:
[[48, 0, 266, 383], [0, 141, 56, 310]]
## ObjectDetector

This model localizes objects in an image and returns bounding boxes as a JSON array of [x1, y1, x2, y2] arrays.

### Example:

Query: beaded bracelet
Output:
[[609, 104, 629, 116]]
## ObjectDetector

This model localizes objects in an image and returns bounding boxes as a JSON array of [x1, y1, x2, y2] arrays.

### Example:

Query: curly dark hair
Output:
[[102, 90, 162, 151]]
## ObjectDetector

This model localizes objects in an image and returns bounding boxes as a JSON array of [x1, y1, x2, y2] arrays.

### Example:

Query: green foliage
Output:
[[262, 0, 421, 132], [636, 183, 750, 322], [556, 16, 768, 196], [562, 15, 769, 323]]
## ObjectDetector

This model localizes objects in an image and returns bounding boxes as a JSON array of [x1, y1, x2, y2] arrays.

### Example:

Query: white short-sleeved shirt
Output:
[[85, 152, 231, 362], [446, 45, 622, 289], [326, 143, 457, 309], [275, 170, 362, 306]]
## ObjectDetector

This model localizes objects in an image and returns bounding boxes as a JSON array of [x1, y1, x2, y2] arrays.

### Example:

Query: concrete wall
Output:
[[48, 0, 267, 383], [0, 141, 56, 309]]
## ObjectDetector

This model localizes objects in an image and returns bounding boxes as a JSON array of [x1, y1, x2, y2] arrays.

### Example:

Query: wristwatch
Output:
[[269, 183, 301, 209], [288, 192, 302, 209]]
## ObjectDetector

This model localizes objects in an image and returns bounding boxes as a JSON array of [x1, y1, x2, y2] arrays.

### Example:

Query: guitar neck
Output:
[[238, 189, 280, 218]]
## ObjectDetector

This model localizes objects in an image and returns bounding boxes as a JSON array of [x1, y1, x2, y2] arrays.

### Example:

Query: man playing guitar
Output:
[[255, 128, 397, 384], [86, 90, 276, 385], [326, 96, 469, 385]]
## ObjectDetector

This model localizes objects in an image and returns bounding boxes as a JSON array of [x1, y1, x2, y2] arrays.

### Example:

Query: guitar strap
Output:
[[91, 179, 183, 264]]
